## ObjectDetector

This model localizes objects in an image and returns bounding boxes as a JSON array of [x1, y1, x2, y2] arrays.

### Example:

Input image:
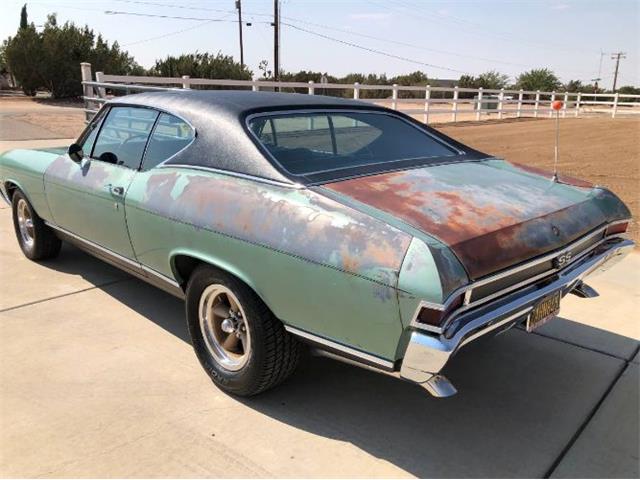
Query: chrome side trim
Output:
[[141, 265, 182, 289], [410, 221, 629, 334], [46, 222, 182, 291], [47, 222, 142, 270], [401, 238, 635, 383], [159, 163, 303, 189], [284, 325, 395, 370]]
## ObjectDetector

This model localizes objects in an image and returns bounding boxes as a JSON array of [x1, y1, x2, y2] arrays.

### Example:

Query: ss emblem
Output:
[[555, 252, 572, 268]]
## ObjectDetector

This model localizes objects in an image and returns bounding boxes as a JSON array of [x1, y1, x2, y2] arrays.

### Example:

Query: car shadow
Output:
[[42, 244, 640, 478]]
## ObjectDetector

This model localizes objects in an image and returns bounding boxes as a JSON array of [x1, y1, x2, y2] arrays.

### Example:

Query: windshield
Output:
[[248, 111, 459, 176]]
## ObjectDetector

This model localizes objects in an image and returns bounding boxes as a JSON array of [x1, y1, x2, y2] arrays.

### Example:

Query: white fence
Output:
[[80, 62, 640, 124]]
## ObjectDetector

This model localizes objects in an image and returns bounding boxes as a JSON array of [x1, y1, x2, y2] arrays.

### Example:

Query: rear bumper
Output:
[[400, 237, 634, 387]]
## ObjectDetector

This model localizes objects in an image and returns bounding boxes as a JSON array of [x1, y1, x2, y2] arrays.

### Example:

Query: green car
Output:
[[0, 91, 634, 397]]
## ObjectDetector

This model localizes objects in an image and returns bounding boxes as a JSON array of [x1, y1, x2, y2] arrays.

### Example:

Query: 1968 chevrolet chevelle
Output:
[[0, 91, 634, 397]]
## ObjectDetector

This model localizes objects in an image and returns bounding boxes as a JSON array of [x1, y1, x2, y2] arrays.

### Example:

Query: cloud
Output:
[[550, 3, 570, 10], [349, 12, 392, 21]]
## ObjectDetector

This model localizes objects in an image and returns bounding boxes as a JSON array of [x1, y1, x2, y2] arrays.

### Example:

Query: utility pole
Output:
[[273, 0, 280, 82], [236, 0, 244, 67], [610, 51, 626, 92]]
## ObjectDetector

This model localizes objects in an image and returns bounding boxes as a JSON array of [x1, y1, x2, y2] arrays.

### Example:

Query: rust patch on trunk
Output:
[[325, 164, 605, 279]]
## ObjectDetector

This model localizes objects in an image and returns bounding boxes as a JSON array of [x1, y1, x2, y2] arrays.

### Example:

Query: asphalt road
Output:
[[0, 110, 638, 478]]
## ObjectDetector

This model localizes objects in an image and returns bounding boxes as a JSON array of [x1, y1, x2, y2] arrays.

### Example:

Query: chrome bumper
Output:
[[400, 238, 634, 396]]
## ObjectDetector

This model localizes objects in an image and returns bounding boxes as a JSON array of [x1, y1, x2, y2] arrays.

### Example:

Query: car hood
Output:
[[322, 159, 628, 280]]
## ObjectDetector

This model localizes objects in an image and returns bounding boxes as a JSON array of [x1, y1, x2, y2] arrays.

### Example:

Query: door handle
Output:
[[106, 184, 125, 196]]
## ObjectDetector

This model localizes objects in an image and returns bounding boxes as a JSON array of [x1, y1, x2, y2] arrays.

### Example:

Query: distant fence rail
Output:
[[80, 62, 640, 124]]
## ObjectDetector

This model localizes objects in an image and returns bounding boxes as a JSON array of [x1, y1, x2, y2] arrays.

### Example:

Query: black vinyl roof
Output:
[[120, 89, 368, 115], [110, 90, 486, 184]]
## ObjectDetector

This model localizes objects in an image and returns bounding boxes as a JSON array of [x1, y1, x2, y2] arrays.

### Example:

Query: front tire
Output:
[[186, 265, 301, 396], [11, 190, 61, 260]]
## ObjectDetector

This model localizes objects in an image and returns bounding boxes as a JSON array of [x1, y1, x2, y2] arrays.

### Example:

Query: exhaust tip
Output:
[[570, 281, 599, 299], [421, 374, 458, 398]]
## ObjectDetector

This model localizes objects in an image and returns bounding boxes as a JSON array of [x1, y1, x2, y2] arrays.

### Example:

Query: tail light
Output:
[[605, 221, 629, 236], [417, 294, 464, 327]]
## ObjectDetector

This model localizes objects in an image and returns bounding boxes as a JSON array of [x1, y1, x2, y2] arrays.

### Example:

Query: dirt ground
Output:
[[436, 117, 640, 244]]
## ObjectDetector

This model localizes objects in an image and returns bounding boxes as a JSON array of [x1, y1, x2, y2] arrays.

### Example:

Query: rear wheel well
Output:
[[172, 255, 272, 319], [172, 255, 204, 287]]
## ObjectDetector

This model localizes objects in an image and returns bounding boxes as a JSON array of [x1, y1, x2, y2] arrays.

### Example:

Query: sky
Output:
[[1, 0, 639, 87]]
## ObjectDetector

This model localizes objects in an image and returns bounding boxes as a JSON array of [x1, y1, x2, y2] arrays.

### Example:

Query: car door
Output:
[[44, 105, 159, 260]]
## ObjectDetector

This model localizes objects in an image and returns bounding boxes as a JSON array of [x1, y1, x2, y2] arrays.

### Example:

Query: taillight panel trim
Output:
[[410, 219, 631, 334]]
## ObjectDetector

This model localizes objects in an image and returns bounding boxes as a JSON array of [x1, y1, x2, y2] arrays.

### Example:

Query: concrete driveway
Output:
[[0, 138, 638, 478]]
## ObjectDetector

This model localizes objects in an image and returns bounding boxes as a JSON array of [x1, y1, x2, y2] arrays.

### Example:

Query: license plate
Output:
[[526, 291, 561, 332]]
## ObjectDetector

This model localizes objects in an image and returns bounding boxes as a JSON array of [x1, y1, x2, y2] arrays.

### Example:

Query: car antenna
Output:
[[551, 100, 563, 182]]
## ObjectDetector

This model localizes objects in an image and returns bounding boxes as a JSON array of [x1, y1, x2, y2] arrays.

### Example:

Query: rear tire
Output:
[[186, 265, 301, 396], [11, 190, 61, 261]]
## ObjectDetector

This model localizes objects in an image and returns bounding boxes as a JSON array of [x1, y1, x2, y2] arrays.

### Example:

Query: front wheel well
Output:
[[4, 181, 19, 200]]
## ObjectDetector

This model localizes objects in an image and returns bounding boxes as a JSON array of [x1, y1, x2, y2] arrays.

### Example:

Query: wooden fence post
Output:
[[308, 80, 315, 95], [498, 88, 505, 120], [475, 87, 483, 121], [562, 92, 569, 118], [517, 89, 523, 118], [95, 71, 106, 99], [353, 82, 360, 99], [252, 81, 259, 92], [612, 92, 619, 118], [181, 75, 190, 89], [80, 62, 93, 122], [548, 91, 556, 117], [424, 85, 431, 124], [451, 86, 459, 122], [575, 92, 581, 117], [534, 90, 540, 118], [391, 84, 398, 110]]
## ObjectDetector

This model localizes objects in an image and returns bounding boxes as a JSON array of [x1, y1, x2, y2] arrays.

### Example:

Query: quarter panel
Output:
[[125, 167, 413, 360]]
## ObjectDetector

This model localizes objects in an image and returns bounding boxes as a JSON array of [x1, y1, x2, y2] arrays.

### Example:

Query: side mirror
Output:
[[68, 143, 84, 163]]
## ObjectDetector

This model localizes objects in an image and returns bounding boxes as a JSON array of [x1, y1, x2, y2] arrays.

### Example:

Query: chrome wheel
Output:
[[16, 198, 34, 248], [198, 285, 252, 371]]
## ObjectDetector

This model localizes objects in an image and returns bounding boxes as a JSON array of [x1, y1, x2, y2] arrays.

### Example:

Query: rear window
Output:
[[248, 111, 458, 176]]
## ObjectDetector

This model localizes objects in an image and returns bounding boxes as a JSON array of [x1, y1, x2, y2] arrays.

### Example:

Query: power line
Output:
[[104, 10, 240, 22], [103, 0, 600, 78], [122, 18, 225, 47], [282, 22, 470, 75], [367, 0, 600, 56], [275, 16, 532, 69]]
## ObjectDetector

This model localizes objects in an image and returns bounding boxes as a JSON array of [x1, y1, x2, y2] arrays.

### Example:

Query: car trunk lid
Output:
[[322, 159, 608, 280]]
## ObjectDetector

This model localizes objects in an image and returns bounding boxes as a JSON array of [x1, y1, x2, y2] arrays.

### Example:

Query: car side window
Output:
[[79, 107, 108, 154], [141, 113, 195, 171], [92, 107, 158, 169]]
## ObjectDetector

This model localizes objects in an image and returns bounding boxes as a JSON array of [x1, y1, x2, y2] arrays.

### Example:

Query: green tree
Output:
[[150, 52, 251, 81], [477, 70, 509, 89], [5, 12, 141, 97], [19, 4, 28, 30], [563, 79, 583, 92], [458, 70, 509, 98], [617, 85, 640, 102], [390, 71, 428, 98], [516, 68, 561, 92], [4, 23, 43, 95]]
